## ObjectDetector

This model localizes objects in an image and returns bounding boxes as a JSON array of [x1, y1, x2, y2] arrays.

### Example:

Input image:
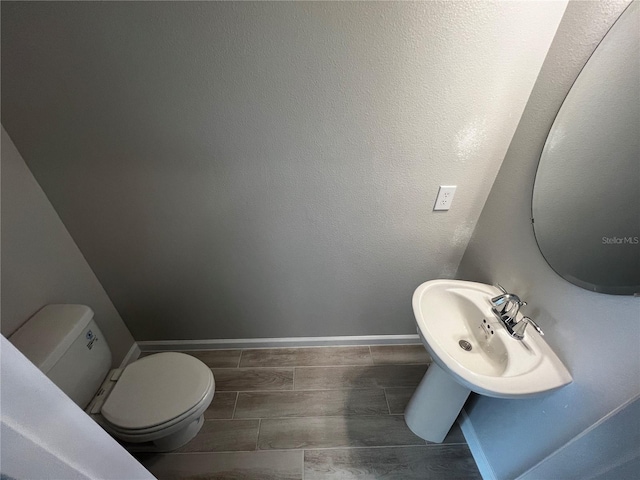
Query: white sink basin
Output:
[[413, 279, 572, 398]]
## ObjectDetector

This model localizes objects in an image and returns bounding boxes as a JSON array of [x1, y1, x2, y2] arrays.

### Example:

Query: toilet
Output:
[[9, 304, 215, 452]]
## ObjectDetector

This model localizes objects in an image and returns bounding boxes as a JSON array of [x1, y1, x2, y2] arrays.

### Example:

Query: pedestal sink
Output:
[[405, 280, 572, 442]]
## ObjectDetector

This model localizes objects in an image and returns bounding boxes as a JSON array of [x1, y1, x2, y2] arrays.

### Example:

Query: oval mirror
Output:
[[532, 2, 639, 295]]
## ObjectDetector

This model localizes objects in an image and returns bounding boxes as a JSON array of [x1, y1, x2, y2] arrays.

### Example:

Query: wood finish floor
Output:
[[137, 345, 481, 479]]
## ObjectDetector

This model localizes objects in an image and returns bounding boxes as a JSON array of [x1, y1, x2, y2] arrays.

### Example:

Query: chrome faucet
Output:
[[490, 284, 543, 340], [491, 285, 526, 327]]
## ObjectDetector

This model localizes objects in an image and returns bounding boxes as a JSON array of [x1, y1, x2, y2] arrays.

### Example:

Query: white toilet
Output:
[[9, 304, 215, 452]]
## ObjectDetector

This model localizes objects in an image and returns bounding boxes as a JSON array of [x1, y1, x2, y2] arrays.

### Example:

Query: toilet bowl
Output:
[[89, 352, 215, 452], [9, 304, 215, 452]]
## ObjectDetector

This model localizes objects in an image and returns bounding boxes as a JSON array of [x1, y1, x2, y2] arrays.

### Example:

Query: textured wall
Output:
[[456, 1, 640, 478], [1, 128, 135, 365], [1, 1, 566, 340]]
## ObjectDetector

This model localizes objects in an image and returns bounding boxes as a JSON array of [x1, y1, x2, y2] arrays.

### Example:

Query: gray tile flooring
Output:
[[138, 345, 481, 479]]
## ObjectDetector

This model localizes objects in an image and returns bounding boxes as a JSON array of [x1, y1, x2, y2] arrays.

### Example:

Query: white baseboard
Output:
[[459, 408, 497, 480], [119, 342, 141, 367], [137, 334, 420, 352]]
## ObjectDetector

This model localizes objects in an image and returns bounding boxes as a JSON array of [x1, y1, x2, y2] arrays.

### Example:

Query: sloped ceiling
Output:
[[1, 1, 566, 340]]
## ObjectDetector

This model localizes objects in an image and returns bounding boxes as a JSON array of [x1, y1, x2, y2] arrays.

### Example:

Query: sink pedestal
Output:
[[404, 363, 470, 443]]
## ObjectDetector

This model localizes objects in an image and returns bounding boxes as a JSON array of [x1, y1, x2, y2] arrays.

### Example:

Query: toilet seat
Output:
[[104, 390, 210, 436], [101, 352, 214, 433]]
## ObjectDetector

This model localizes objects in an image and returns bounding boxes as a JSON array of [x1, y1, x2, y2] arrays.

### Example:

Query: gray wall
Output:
[[1, 127, 135, 365], [521, 397, 640, 480], [1, 1, 566, 340], [456, 1, 640, 478]]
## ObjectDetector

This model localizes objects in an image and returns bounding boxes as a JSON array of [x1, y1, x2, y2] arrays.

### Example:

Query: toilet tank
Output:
[[9, 304, 112, 408]]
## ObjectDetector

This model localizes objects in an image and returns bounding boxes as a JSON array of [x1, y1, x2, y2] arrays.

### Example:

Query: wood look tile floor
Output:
[[137, 345, 481, 480]]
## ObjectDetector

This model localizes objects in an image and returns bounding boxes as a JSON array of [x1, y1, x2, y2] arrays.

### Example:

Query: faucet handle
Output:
[[495, 284, 508, 294], [512, 316, 544, 340], [525, 317, 543, 335]]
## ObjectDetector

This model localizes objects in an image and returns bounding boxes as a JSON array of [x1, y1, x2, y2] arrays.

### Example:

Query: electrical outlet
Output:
[[434, 185, 457, 211]]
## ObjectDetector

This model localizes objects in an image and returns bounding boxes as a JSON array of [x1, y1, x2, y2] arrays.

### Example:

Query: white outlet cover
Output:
[[434, 185, 457, 211]]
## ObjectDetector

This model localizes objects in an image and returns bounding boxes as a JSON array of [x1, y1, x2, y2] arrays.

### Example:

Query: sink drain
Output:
[[459, 340, 472, 351]]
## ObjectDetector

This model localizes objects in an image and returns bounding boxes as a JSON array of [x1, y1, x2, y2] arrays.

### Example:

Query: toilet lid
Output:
[[101, 352, 213, 430]]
